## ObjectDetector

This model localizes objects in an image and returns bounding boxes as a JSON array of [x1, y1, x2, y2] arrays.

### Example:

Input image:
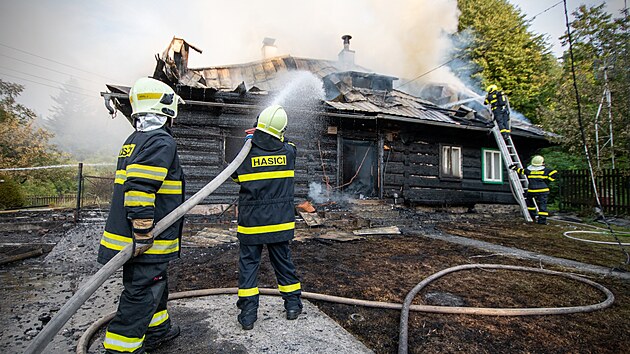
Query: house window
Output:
[[482, 148, 503, 184], [440, 145, 462, 179]]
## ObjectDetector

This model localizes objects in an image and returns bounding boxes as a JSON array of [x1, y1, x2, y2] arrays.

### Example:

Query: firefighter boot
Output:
[[285, 296, 303, 320], [144, 325, 180, 352], [537, 217, 548, 225], [237, 308, 257, 330]]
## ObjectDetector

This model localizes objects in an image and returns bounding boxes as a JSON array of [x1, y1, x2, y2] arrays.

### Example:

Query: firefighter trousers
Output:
[[237, 241, 302, 324], [103, 261, 171, 353], [526, 192, 549, 224], [493, 108, 510, 135]]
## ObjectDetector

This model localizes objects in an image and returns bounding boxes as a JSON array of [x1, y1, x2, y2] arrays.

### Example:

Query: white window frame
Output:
[[439, 144, 462, 180], [482, 148, 503, 184]]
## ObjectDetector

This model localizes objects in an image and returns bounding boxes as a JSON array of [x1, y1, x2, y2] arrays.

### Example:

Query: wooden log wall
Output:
[[379, 123, 517, 206], [172, 100, 338, 204]]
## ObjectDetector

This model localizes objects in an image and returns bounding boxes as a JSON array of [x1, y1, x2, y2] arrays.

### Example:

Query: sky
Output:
[[0, 0, 626, 156]]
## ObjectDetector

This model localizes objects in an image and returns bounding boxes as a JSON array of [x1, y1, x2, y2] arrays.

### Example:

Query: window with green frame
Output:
[[482, 148, 503, 184]]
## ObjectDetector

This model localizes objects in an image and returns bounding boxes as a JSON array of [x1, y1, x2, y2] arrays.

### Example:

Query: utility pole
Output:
[[593, 65, 615, 170]]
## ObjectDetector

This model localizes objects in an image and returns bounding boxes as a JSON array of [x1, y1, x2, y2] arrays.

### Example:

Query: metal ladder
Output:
[[490, 121, 535, 222]]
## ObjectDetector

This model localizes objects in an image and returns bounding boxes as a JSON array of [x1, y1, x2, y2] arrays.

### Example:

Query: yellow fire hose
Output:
[[24, 140, 252, 354]]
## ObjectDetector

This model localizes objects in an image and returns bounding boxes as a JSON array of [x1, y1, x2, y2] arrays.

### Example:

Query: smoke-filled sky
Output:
[[0, 0, 625, 155]]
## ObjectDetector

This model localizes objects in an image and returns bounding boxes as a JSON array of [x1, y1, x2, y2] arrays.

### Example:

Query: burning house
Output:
[[102, 36, 553, 207]]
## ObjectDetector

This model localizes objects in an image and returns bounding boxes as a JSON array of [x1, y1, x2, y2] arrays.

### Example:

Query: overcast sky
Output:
[[0, 0, 625, 124]]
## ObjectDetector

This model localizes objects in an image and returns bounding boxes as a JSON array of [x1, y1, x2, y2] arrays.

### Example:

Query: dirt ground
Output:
[[169, 206, 630, 354], [2, 204, 630, 353]]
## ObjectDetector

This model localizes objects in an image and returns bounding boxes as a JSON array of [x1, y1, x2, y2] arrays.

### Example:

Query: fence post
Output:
[[74, 162, 83, 222]]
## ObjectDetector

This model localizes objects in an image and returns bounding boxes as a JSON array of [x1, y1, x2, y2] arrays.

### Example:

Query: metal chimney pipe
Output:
[[342, 35, 352, 50]]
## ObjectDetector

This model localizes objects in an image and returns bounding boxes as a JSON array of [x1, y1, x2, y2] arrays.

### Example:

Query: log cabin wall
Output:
[[171, 97, 339, 204]]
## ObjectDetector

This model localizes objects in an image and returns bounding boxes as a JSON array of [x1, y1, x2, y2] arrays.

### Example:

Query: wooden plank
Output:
[[298, 211, 325, 227], [352, 226, 401, 236], [318, 231, 365, 242]]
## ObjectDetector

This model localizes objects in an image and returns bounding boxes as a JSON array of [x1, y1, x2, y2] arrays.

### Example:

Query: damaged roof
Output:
[[107, 37, 554, 140]]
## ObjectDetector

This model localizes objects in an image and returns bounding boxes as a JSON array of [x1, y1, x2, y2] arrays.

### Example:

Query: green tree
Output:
[[0, 79, 74, 199], [542, 4, 629, 169], [453, 0, 560, 121]]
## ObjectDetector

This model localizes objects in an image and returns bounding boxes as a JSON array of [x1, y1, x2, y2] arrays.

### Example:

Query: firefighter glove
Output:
[[132, 218, 154, 256], [509, 163, 517, 170]]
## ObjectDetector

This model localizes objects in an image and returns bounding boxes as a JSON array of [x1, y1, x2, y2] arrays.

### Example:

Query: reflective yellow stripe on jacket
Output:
[[236, 170, 294, 183], [103, 331, 144, 352], [100, 231, 179, 255], [237, 222, 295, 235], [124, 190, 156, 207], [126, 163, 168, 181], [157, 180, 182, 194]]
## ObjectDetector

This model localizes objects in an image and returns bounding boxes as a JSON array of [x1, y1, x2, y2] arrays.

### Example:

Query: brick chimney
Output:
[[338, 34, 355, 67], [261, 37, 278, 59]]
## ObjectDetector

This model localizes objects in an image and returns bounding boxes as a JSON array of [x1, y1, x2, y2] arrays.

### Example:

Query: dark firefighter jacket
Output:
[[232, 130, 296, 245], [515, 165, 558, 193], [98, 126, 185, 264], [485, 91, 509, 112]]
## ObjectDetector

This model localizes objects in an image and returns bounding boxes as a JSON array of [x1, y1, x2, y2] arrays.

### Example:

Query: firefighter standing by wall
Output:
[[232, 104, 303, 330], [98, 77, 185, 353], [485, 84, 511, 139], [510, 155, 558, 225]]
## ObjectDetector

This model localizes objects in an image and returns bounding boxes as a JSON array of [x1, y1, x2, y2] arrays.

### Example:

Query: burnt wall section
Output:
[[172, 95, 337, 204]]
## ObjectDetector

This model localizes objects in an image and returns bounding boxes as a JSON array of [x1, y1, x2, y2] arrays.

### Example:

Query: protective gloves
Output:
[[509, 163, 518, 170], [131, 218, 154, 256]]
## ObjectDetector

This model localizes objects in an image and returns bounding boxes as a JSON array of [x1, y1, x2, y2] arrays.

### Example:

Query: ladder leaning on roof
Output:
[[490, 120, 536, 222]]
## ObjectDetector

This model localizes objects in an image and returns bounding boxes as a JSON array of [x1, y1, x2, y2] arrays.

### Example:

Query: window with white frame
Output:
[[440, 145, 462, 179], [482, 148, 503, 183]]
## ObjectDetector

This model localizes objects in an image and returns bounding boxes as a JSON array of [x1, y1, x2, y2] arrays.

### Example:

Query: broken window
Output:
[[440, 145, 462, 180], [482, 148, 503, 184]]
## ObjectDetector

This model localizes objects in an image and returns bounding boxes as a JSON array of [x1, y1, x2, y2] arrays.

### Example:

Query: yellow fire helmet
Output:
[[129, 77, 185, 119], [486, 84, 498, 92], [531, 155, 545, 166], [256, 105, 288, 141]]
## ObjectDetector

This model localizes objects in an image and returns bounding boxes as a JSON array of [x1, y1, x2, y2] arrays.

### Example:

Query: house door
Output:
[[341, 139, 378, 197]]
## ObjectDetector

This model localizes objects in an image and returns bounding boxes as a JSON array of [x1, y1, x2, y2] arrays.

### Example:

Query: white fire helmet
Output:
[[129, 77, 185, 119], [256, 105, 288, 141]]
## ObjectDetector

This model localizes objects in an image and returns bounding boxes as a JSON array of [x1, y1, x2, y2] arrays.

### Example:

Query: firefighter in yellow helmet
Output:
[[510, 155, 558, 224], [231, 104, 302, 330], [484, 84, 511, 139], [98, 77, 185, 353]]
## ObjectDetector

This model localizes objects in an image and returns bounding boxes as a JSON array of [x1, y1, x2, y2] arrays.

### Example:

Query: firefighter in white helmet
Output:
[[485, 84, 511, 139], [510, 155, 558, 224], [231, 104, 303, 330], [98, 77, 185, 353]]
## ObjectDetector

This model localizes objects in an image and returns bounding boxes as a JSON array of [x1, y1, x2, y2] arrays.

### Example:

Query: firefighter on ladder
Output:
[[485, 84, 511, 139], [232, 104, 303, 330], [98, 77, 185, 353], [510, 155, 558, 225]]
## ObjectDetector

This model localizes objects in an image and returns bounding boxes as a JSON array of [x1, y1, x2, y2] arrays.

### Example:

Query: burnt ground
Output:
[[170, 203, 630, 354], [2, 203, 630, 353]]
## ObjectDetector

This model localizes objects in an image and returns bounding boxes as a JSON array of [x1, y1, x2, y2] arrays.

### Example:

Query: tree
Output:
[[44, 80, 131, 161], [542, 4, 629, 169], [453, 0, 560, 121], [0, 79, 73, 198]]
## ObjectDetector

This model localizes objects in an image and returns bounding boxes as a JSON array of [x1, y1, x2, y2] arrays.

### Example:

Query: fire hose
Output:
[[76, 263, 613, 354], [24, 140, 252, 354]]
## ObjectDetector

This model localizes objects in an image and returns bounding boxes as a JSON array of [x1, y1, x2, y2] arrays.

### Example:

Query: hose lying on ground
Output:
[[24, 140, 252, 354], [77, 263, 614, 354], [554, 218, 630, 246]]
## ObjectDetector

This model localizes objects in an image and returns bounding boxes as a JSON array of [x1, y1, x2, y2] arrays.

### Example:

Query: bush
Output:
[[0, 175, 25, 209]]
